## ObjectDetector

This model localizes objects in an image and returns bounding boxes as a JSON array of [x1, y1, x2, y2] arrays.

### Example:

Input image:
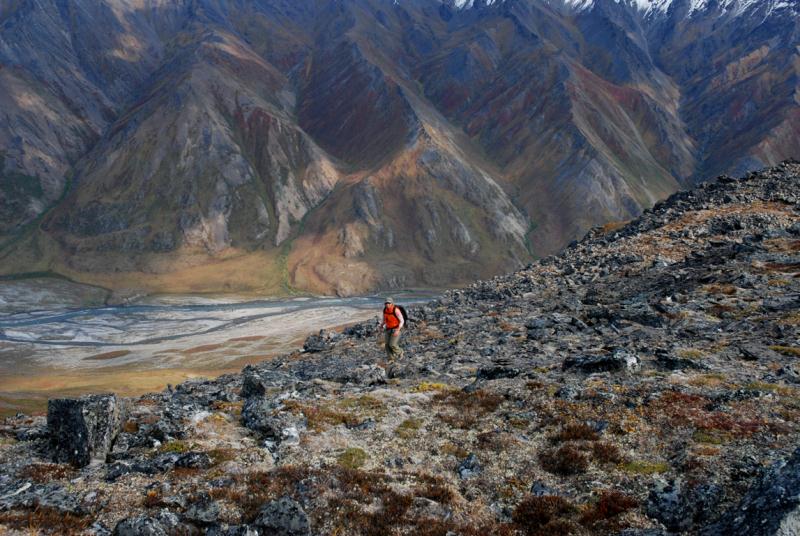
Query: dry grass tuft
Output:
[[434, 389, 504, 429], [283, 400, 359, 431], [158, 440, 193, 454], [121, 420, 139, 434], [396, 418, 423, 439], [413, 382, 452, 393], [0, 507, 92, 534], [338, 447, 369, 469], [416, 481, 456, 505], [770, 345, 800, 357]]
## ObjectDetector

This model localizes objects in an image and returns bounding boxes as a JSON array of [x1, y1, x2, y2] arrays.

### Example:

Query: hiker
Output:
[[381, 297, 405, 360]]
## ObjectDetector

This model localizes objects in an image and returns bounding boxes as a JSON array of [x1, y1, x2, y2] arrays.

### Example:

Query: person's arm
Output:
[[395, 308, 404, 331]]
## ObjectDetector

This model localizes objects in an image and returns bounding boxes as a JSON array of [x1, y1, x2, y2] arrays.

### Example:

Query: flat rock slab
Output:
[[48, 394, 122, 467]]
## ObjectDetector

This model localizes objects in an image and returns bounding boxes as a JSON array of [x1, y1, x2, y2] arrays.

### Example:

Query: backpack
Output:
[[396, 304, 410, 324]]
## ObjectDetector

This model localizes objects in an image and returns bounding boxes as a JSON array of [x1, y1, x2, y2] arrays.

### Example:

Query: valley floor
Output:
[[0, 280, 436, 416]]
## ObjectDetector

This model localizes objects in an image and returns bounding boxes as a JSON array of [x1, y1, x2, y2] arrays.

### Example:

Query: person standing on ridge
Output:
[[381, 297, 405, 360]]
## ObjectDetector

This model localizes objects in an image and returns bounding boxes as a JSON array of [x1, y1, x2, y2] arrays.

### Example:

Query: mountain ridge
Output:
[[0, 0, 797, 294]]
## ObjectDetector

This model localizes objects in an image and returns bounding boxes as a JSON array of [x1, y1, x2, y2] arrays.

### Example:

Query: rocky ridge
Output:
[[1, 162, 799, 534]]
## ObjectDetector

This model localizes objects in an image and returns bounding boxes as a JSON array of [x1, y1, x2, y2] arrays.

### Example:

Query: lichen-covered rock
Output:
[[175, 452, 213, 469], [206, 526, 259, 536], [253, 496, 311, 536], [47, 394, 122, 467], [303, 330, 340, 353], [343, 364, 387, 386], [458, 454, 481, 479], [562, 350, 639, 374], [0, 482, 84, 515], [701, 448, 800, 536], [241, 367, 268, 398], [646, 478, 721, 532], [183, 493, 220, 525], [112, 510, 190, 536], [241, 397, 284, 439]]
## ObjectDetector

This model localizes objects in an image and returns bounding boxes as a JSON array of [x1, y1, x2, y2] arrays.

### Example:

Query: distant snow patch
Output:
[[549, 0, 795, 18]]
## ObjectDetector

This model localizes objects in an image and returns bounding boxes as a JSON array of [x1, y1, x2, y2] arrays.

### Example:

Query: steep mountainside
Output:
[[1, 162, 799, 535], [0, 0, 797, 294]]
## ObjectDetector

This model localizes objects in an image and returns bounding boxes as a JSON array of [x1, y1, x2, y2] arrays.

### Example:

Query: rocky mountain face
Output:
[[1, 162, 799, 534], [0, 0, 798, 294]]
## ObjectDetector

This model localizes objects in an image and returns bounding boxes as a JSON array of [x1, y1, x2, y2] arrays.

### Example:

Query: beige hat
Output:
[[384, 297, 394, 304]]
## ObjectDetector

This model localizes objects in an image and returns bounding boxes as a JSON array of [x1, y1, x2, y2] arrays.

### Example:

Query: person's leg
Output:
[[384, 331, 393, 359], [388, 331, 403, 359]]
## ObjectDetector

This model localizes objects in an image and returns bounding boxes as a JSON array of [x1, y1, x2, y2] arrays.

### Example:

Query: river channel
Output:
[[0, 277, 436, 415]]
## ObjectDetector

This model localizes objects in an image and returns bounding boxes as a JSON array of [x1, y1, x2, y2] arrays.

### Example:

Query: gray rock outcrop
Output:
[[48, 394, 122, 467], [702, 448, 800, 536], [253, 496, 311, 536]]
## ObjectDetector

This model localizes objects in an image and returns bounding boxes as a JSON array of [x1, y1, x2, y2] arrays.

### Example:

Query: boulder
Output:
[[183, 493, 221, 525], [343, 364, 387, 386], [48, 394, 122, 467], [105, 452, 183, 482], [563, 350, 639, 374], [530, 481, 561, 497], [303, 330, 339, 353], [0, 482, 84, 515], [554, 385, 582, 401], [113, 516, 167, 536], [476, 365, 520, 381], [457, 453, 481, 479], [176, 452, 213, 469], [738, 343, 783, 362], [253, 496, 311, 536], [241, 397, 284, 439], [241, 367, 268, 398], [343, 321, 378, 339], [655, 351, 709, 371]]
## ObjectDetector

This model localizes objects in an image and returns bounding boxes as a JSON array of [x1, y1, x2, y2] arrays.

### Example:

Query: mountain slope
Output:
[[0, 0, 797, 294]]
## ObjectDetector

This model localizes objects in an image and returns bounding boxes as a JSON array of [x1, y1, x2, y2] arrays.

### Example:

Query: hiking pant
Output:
[[385, 329, 404, 360]]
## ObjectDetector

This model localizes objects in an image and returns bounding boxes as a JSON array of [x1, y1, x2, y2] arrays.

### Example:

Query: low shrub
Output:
[[540, 445, 589, 475], [591, 442, 624, 464], [512, 495, 576, 535], [580, 490, 637, 526], [551, 423, 600, 443]]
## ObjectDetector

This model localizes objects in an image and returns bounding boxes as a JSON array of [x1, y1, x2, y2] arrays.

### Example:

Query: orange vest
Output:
[[384, 305, 401, 329]]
